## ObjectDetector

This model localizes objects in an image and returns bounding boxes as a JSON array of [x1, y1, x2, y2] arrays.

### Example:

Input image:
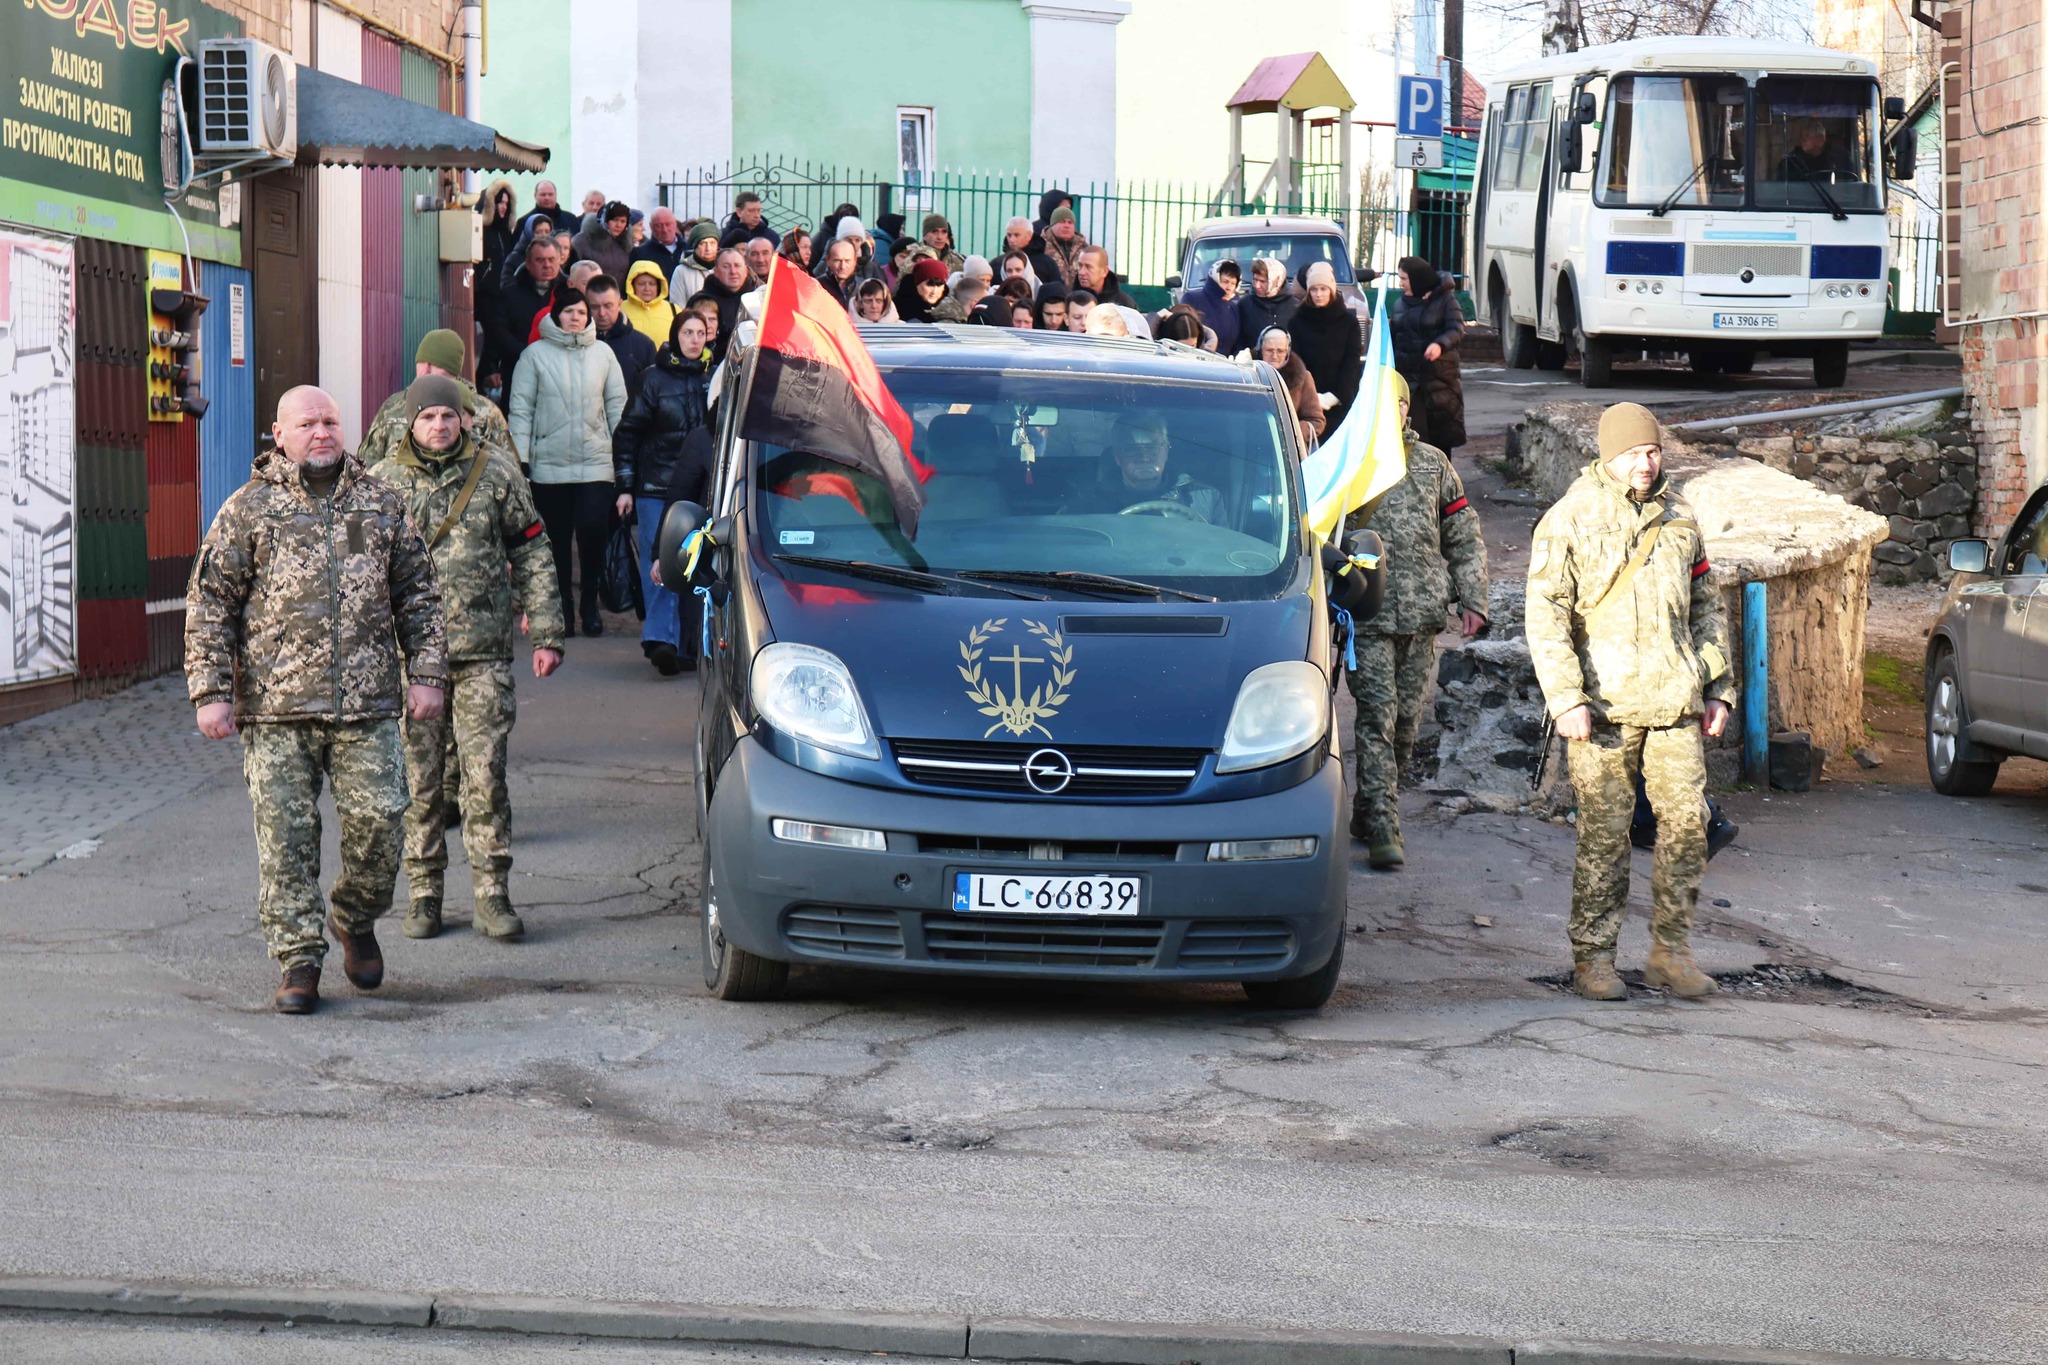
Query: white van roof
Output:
[[1482, 37, 1877, 90]]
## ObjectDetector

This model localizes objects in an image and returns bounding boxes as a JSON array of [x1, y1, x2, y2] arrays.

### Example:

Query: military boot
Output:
[[328, 916, 384, 990], [1572, 954, 1629, 1001], [1645, 943, 1718, 998], [402, 897, 443, 940], [274, 963, 321, 1014], [472, 896, 525, 942], [1367, 833, 1405, 871]]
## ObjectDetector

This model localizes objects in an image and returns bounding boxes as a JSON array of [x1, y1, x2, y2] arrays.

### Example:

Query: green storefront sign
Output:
[[1, 0, 245, 262]]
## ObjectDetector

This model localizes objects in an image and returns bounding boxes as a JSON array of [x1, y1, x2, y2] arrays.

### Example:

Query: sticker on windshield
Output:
[[779, 530, 816, 546]]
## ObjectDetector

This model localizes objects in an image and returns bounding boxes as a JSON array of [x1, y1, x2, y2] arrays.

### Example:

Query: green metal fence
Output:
[[1887, 222, 1941, 337]]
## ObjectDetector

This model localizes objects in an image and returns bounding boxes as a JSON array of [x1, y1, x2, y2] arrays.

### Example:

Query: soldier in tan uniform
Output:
[[187, 387, 447, 1014], [1526, 403, 1735, 1001], [367, 376, 565, 942], [358, 329, 515, 469], [1345, 372, 1489, 870]]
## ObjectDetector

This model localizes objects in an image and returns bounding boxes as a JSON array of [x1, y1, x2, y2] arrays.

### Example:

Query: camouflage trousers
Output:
[[1347, 630, 1438, 841], [1565, 720, 1707, 962], [402, 659, 517, 904], [241, 719, 408, 969]]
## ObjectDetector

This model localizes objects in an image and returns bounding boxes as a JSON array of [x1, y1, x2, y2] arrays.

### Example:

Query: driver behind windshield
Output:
[[1775, 117, 1848, 181], [1064, 413, 1222, 523]]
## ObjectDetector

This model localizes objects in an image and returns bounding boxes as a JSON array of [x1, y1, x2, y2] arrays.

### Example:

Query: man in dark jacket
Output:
[[701, 249, 752, 360], [571, 201, 634, 281], [1073, 245, 1138, 309], [1030, 188, 1074, 250], [530, 180, 580, 234], [613, 310, 716, 675], [584, 276, 656, 401], [718, 192, 781, 249], [631, 206, 688, 277], [1182, 261, 1243, 354], [494, 237, 564, 378], [816, 236, 862, 307]]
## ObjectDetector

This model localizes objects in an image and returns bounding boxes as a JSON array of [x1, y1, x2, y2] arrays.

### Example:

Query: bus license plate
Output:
[[1713, 312, 1778, 329], [953, 872, 1142, 916]]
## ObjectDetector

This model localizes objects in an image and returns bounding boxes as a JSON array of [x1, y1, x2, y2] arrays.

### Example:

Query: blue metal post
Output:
[[1741, 581, 1769, 784]]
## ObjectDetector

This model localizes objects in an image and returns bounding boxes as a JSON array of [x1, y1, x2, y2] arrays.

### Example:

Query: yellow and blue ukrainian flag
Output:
[[1301, 283, 1407, 541]]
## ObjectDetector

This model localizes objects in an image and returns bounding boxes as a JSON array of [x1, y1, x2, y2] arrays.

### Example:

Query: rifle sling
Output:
[[427, 447, 491, 549]]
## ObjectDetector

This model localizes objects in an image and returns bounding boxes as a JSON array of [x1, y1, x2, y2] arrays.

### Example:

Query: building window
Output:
[[898, 107, 934, 208]]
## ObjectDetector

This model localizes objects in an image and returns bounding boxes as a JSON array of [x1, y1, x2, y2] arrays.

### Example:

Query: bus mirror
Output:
[[1560, 123, 1585, 174], [1892, 131, 1917, 181], [1574, 90, 1598, 124], [1884, 95, 1906, 120]]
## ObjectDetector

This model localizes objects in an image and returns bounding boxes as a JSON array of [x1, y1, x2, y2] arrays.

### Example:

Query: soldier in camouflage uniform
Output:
[[1526, 403, 1736, 1001], [357, 329, 515, 470], [1344, 372, 1489, 870], [367, 375, 566, 942], [187, 386, 448, 1014]]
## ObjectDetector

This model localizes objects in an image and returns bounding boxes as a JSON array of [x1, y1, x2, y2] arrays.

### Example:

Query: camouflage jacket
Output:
[[186, 451, 447, 722], [1347, 430, 1488, 636], [366, 432, 566, 661], [358, 383, 514, 471], [1525, 461, 1735, 727]]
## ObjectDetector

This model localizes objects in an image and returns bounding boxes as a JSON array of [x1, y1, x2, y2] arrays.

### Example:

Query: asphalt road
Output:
[[1, 622, 2044, 1363]]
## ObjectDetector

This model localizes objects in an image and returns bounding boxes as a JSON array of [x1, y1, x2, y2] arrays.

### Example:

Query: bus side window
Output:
[[1495, 85, 1528, 191], [1518, 82, 1553, 191]]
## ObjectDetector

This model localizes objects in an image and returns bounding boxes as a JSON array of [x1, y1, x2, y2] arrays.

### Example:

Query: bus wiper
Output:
[[773, 553, 1048, 600], [1803, 173, 1848, 222], [955, 568, 1218, 603], [1653, 156, 1714, 217]]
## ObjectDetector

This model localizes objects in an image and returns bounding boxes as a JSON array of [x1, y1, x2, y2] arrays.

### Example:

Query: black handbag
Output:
[[600, 512, 645, 617]]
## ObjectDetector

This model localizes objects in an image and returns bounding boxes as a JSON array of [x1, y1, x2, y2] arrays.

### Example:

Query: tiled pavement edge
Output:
[[0, 677, 239, 880]]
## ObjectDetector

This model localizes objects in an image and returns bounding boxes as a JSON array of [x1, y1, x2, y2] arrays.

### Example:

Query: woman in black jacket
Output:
[[613, 310, 716, 675], [1390, 255, 1466, 450], [1288, 262, 1365, 427], [1235, 256, 1299, 353]]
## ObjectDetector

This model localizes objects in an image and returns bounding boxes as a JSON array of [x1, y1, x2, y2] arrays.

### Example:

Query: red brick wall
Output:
[[1942, 0, 2048, 536]]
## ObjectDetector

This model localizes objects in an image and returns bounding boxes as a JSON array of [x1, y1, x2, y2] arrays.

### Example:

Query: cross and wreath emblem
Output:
[[958, 618, 1078, 740]]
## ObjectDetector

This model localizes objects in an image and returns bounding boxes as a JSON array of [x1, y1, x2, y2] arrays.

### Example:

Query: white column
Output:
[[1024, 0, 1130, 189], [568, 0, 641, 211], [638, 0, 732, 204], [313, 5, 363, 448]]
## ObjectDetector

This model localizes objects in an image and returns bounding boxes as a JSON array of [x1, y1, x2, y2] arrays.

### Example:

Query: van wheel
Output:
[[1495, 293, 1538, 370], [1925, 650, 2000, 796], [699, 852, 790, 1001], [1242, 930, 1344, 1010], [1813, 342, 1849, 388], [1579, 336, 1614, 388]]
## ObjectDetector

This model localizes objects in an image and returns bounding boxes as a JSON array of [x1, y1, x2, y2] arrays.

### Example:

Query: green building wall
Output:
[[478, 0, 576, 205]]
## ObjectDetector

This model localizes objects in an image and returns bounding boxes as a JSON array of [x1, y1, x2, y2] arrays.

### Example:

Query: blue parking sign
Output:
[[1398, 75, 1444, 139]]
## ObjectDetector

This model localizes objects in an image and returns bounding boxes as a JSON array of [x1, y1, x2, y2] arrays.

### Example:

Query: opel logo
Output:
[[1023, 748, 1074, 794]]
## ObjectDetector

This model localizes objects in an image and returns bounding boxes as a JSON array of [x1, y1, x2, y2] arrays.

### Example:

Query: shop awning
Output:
[[293, 65, 548, 173]]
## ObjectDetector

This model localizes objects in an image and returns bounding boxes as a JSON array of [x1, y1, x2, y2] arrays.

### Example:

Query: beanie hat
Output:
[[1051, 205, 1076, 226], [405, 374, 467, 426], [550, 287, 589, 324], [1304, 261, 1337, 294], [961, 254, 994, 284], [876, 212, 907, 239], [834, 215, 867, 242], [911, 257, 950, 286], [921, 213, 950, 237], [687, 221, 720, 247], [1598, 402, 1663, 461], [415, 328, 466, 375]]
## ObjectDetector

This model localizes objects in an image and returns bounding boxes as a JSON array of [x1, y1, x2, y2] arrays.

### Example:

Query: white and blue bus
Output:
[[1470, 38, 1916, 388]]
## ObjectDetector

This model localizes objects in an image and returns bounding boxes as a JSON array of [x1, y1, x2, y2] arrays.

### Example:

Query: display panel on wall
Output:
[[0, 228, 78, 687], [1, 0, 243, 262]]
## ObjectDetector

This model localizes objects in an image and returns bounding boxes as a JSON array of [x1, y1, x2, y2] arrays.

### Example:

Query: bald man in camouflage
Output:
[[1526, 402, 1735, 1001]]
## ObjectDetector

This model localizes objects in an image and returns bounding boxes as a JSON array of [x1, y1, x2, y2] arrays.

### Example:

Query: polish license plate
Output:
[[953, 872, 1143, 916], [1712, 312, 1779, 329]]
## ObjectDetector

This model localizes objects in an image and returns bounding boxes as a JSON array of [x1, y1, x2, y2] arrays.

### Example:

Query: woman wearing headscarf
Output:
[[613, 309, 716, 676], [851, 277, 899, 323], [670, 221, 723, 303], [509, 287, 628, 638], [479, 180, 520, 286], [1235, 256, 1298, 350], [1257, 327, 1325, 450], [778, 228, 814, 273], [1290, 261, 1365, 424], [1390, 255, 1467, 451], [894, 257, 952, 323], [1183, 261, 1243, 356]]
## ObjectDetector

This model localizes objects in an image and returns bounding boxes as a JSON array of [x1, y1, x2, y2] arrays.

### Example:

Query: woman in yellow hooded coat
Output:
[[620, 260, 678, 345]]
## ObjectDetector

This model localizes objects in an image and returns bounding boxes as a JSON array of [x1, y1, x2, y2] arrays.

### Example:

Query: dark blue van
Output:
[[658, 327, 1374, 1009]]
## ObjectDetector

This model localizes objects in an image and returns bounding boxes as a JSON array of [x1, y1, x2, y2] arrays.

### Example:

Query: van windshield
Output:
[[752, 371, 1298, 601], [1186, 235, 1355, 286]]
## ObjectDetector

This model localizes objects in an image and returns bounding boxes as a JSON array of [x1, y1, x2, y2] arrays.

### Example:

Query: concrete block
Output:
[[0, 1276, 432, 1327], [1769, 730, 1825, 792], [433, 1293, 967, 1355], [970, 1316, 1510, 1365], [1516, 1338, 1935, 1365]]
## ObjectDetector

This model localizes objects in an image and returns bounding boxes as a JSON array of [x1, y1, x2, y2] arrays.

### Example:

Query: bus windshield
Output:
[[751, 371, 1297, 601], [1598, 71, 1879, 212]]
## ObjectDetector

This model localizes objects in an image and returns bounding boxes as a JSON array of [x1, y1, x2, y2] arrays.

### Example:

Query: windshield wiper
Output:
[[773, 553, 1048, 600], [1801, 173, 1849, 222], [955, 568, 1218, 603], [1653, 156, 1715, 217]]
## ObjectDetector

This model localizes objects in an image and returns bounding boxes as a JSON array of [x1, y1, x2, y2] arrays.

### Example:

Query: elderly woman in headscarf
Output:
[[1390, 255, 1467, 451], [850, 276, 899, 324], [1257, 327, 1325, 451], [1289, 261, 1364, 423], [1235, 256, 1298, 350]]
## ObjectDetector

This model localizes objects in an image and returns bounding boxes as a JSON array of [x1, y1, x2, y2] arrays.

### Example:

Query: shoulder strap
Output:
[[427, 448, 491, 548], [1584, 515, 1664, 620]]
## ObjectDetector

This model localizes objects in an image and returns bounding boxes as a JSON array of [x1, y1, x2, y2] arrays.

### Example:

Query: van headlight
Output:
[[1216, 661, 1327, 773], [752, 643, 879, 760]]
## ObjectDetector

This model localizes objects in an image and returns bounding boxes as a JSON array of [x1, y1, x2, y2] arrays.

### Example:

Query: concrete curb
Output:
[[0, 1275, 1966, 1365]]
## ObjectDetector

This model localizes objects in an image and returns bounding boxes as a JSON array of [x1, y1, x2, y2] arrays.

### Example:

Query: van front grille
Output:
[[1176, 919, 1296, 970], [892, 739, 1204, 798], [922, 914, 1166, 966], [783, 905, 906, 958]]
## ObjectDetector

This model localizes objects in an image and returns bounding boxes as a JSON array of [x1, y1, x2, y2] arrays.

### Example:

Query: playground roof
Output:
[[1227, 53, 1355, 114]]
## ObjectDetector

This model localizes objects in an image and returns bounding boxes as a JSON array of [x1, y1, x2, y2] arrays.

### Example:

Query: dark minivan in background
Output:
[[659, 327, 1375, 1009]]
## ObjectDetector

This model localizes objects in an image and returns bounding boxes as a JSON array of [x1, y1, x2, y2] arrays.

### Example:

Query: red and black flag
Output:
[[741, 259, 930, 535]]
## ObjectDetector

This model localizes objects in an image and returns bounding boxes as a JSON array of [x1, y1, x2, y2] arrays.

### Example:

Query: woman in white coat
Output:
[[509, 287, 627, 636]]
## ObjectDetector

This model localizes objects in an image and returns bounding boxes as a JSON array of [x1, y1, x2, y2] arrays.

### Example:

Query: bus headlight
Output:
[[1217, 662, 1327, 773]]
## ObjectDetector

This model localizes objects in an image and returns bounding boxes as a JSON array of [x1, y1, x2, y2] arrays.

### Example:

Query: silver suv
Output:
[[1167, 216, 1373, 329], [1925, 485, 2048, 794]]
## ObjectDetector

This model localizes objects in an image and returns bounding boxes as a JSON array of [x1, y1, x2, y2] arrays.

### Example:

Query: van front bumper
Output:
[[705, 737, 1348, 983]]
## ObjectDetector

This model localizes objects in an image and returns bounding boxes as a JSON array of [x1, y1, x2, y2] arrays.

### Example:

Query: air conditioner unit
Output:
[[194, 39, 296, 161]]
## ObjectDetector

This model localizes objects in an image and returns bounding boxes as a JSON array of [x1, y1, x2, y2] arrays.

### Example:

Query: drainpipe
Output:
[[460, 3, 484, 195], [1741, 582, 1769, 785]]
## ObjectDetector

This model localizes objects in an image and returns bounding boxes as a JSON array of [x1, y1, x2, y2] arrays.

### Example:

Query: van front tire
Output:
[[1242, 930, 1344, 1010], [699, 852, 790, 1001]]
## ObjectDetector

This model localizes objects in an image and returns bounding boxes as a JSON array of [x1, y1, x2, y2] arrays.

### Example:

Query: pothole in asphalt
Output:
[[869, 1121, 996, 1151], [1492, 1118, 1616, 1170], [1529, 963, 1948, 1015]]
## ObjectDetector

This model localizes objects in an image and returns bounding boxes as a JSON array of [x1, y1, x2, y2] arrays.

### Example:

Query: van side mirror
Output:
[[1947, 538, 1990, 574], [1322, 530, 1386, 622], [656, 500, 712, 591], [1165, 274, 1183, 291], [1892, 130, 1917, 181], [1884, 95, 1906, 119]]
